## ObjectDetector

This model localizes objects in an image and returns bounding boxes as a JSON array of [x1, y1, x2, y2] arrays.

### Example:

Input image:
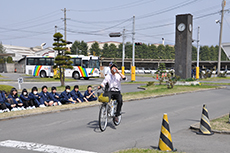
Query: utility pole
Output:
[[122, 28, 126, 75], [217, 0, 226, 75], [196, 26, 200, 79], [61, 8, 70, 41], [131, 15, 135, 81]]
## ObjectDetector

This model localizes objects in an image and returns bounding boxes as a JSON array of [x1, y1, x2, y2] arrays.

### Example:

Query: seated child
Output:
[[84, 85, 97, 102], [59, 85, 76, 104], [0, 90, 9, 113], [20, 88, 36, 109], [70, 85, 88, 103], [51, 86, 62, 106], [28, 86, 45, 107], [40, 86, 54, 107], [8, 88, 25, 110]]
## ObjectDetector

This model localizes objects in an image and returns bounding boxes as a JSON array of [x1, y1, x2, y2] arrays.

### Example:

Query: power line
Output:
[[70, 0, 155, 12], [2, 10, 60, 27], [136, 0, 200, 20]]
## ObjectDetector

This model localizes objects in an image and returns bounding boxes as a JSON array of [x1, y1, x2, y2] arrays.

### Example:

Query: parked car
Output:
[[144, 68, 151, 74], [136, 67, 144, 74], [124, 68, 131, 74], [151, 68, 157, 75]]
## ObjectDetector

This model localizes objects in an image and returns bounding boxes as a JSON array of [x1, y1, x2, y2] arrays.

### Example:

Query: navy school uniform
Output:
[[51, 92, 60, 102], [59, 91, 73, 104], [0, 92, 7, 110], [20, 94, 34, 108], [84, 90, 97, 101], [1, 92, 10, 109], [8, 94, 22, 105], [70, 90, 84, 102], [39, 91, 54, 103], [28, 92, 44, 107]]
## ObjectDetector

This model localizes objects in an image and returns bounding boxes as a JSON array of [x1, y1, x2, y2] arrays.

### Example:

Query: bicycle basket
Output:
[[98, 93, 110, 102]]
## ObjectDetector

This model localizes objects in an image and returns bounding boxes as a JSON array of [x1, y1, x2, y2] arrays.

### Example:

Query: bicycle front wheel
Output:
[[99, 104, 108, 132], [113, 115, 122, 126]]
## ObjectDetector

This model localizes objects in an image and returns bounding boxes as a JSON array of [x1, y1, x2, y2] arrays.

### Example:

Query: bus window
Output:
[[75, 58, 81, 66], [82, 60, 88, 68], [34, 58, 39, 65], [27, 58, 34, 65], [51, 58, 54, 65], [45, 58, 51, 65], [70, 59, 75, 66], [39, 58, 46, 65], [89, 60, 100, 69]]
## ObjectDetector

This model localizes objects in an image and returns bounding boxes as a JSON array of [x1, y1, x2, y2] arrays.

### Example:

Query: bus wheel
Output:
[[40, 71, 47, 78], [73, 72, 80, 80], [84, 77, 89, 80]]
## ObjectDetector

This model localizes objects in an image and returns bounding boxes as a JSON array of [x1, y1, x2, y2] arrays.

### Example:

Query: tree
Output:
[[149, 44, 157, 59], [53, 32, 73, 86], [101, 43, 109, 57], [6, 56, 13, 63], [0, 42, 6, 54], [157, 44, 165, 59], [80, 41, 88, 56], [108, 43, 117, 58], [0, 42, 6, 63], [125, 42, 132, 59], [90, 42, 101, 56], [71, 41, 80, 55], [71, 40, 88, 56]]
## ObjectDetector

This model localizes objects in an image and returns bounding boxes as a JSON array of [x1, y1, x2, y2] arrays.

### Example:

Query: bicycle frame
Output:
[[97, 87, 122, 132]]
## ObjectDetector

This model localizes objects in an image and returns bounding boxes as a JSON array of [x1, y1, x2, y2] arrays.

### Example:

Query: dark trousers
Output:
[[0, 103, 7, 110], [110, 91, 123, 117], [23, 100, 35, 108]]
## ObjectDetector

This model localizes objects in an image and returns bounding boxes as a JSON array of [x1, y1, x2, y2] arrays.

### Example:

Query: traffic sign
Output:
[[18, 77, 23, 84]]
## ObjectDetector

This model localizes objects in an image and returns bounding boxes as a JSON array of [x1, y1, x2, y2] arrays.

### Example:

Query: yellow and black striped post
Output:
[[158, 113, 176, 151], [197, 104, 214, 135]]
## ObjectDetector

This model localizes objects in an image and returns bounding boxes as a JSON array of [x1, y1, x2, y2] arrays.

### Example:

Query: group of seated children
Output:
[[0, 85, 97, 113]]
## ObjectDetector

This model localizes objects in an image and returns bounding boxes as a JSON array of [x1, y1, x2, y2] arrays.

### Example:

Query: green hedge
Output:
[[0, 85, 14, 95]]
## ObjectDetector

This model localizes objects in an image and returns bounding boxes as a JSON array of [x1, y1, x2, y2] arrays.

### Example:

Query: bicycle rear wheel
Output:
[[99, 104, 108, 131]]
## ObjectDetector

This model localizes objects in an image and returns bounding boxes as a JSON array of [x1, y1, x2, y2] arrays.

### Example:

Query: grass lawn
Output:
[[211, 114, 230, 132], [122, 84, 217, 101], [125, 74, 154, 77], [24, 77, 76, 82]]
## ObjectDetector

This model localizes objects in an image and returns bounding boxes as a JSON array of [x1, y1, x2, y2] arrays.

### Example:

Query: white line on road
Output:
[[0, 140, 96, 153]]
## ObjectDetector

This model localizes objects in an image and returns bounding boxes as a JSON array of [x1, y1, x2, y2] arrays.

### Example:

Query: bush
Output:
[[0, 85, 14, 95], [146, 81, 154, 86]]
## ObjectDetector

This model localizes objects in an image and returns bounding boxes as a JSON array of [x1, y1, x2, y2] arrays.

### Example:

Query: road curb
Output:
[[189, 113, 230, 135], [0, 86, 226, 121]]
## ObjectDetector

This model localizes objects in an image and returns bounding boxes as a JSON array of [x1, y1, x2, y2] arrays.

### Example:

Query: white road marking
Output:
[[0, 140, 96, 153]]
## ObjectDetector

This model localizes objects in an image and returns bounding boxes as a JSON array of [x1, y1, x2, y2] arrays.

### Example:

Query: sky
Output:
[[0, 0, 230, 48]]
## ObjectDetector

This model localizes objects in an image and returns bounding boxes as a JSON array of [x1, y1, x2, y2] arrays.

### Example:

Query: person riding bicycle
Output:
[[98, 64, 127, 121]]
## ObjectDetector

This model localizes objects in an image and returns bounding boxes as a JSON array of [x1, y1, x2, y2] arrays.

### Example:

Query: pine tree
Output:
[[53, 32, 73, 86]]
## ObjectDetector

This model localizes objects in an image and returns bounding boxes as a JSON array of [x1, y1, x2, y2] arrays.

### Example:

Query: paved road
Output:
[[0, 84, 230, 152]]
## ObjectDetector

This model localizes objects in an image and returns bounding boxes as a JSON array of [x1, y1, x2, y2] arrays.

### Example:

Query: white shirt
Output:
[[104, 66, 111, 76], [101, 73, 124, 91]]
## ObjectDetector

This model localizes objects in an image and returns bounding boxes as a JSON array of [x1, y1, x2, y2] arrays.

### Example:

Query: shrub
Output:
[[0, 85, 14, 95], [146, 81, 154, 86]]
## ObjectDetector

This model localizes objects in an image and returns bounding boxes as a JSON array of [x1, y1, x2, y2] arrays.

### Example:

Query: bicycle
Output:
[[97, 87, 122, 132]]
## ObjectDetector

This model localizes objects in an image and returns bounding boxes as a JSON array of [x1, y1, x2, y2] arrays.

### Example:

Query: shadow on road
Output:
[[87, 120, 117, 133]]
